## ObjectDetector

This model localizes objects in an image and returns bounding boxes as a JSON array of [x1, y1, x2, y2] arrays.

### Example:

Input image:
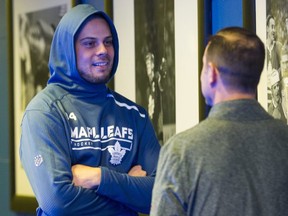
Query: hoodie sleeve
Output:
[[19, 109, 134, 215], [96, 115, 161, 214]]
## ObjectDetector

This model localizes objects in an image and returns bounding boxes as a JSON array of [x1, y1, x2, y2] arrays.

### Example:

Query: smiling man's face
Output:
[[75, 17, 114, 84]]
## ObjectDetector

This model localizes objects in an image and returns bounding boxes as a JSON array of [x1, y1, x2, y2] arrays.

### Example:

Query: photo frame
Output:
[[113, 0, 206, 139], [255, 0, 288, 123], [9, 0, 75, 212], [255, 0, 268, 109]]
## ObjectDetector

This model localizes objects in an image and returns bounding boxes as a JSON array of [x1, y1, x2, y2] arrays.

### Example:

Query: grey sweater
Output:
[[151, 99, 288, 216]]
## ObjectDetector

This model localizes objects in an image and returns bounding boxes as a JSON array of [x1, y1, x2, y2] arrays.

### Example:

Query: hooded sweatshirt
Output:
[[20, 4, 160, 216]]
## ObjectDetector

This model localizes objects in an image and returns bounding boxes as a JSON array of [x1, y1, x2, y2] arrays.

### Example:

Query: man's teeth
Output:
[[93, 62, 107, 66]]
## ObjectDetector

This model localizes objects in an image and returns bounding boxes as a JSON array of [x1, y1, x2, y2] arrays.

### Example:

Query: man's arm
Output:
[[150, 140, 187, 216], [71, 117, 160, 214], [72, 165, 101, 189], [20, 110, 132, 215], [71, 162, 155, 214], [87, 166, 156, 214], [72, 164, 146, 189]]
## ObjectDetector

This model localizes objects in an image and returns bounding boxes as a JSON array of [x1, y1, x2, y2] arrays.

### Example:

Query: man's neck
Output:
[[213, 92, 255, 105], [267, 38, 275, 50]]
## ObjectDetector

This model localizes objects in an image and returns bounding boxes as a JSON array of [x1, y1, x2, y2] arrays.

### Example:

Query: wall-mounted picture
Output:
[[11, 0, 74, 212], [256, 0, 288, 124], [135, 0, 175, 145], [113, 0, 202, 142]]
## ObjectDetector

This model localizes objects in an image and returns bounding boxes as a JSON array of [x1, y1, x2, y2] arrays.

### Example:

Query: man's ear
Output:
[[207, 62, 218, 87]]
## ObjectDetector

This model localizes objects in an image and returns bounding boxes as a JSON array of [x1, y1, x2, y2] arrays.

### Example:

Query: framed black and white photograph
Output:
[[114, 0, 204, 143], [256, 0, 288, 124], [10, 0, 74, 212], [134, 0, 175, 145]]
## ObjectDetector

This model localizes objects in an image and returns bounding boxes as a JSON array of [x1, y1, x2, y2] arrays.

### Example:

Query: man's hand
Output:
[[128, 165, 147, 177], [72, 164, 101, 189]]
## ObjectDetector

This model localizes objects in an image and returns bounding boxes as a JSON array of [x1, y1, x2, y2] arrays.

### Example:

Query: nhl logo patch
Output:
[[34, 154, 43, 167]]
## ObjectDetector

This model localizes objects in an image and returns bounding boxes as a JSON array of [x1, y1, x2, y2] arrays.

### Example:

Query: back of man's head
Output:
[[206, 27, 265, 93]]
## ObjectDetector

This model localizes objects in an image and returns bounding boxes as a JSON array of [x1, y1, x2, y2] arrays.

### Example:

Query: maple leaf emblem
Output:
[[108, 141, 126, 165]]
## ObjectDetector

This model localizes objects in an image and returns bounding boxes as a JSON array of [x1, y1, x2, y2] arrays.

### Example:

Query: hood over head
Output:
[[47, 4, 119, 93]]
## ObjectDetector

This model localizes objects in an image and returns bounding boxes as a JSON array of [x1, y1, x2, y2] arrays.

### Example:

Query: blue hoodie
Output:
[[20, 4, 160, 216]]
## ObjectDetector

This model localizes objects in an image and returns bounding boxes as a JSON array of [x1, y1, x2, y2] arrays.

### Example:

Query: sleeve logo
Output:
[[34, 155, 43, 167]]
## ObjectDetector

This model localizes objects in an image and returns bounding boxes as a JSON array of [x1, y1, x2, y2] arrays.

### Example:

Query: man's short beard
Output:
[[79, 71, 111, 84]]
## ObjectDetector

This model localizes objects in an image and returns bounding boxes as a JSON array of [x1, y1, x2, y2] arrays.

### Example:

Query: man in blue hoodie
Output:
[[20, 4, 160, 215]]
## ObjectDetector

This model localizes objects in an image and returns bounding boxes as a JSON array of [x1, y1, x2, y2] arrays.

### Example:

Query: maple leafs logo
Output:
[[108, 141, 126, 165]]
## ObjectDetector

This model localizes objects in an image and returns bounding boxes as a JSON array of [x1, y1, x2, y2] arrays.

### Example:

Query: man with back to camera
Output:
[[20, 4, 160, 215], [150, 27, 288, 216]]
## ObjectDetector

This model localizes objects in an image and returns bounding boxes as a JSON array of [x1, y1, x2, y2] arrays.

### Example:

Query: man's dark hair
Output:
[[266, 14, 275, 27], [206, 26, 265, 93]]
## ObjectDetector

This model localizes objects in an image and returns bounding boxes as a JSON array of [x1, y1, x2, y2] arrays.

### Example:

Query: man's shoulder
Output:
[[25, 84, 68, 111]]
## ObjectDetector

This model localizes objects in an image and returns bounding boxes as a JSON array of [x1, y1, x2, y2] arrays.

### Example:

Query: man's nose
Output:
[[96, 43, 107, 55]]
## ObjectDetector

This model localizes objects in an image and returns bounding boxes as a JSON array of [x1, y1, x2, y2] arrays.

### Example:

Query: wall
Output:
[[0, 0, 242, 215], [0, 0, 17, 215]]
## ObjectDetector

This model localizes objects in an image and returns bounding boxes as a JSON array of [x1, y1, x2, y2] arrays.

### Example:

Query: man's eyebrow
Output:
[[105, 36, 113, 40], [79, 36, 113, 41], [79, 37, 96, 41]]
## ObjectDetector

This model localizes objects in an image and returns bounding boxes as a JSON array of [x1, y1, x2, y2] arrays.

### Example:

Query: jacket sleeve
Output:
[[96, 115, 161, 214], [19, 109, 131, 215], [149, 139, 187, 216]]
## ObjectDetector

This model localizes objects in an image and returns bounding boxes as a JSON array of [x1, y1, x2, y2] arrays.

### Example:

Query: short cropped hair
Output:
[[266, 14, 275, 27], [206, 27, 265, 93]]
